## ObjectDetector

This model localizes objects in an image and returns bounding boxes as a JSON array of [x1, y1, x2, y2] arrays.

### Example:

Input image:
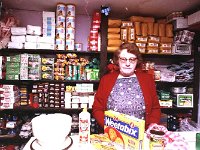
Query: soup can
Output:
[[75, 43, 83, 51], [66, 16, 75, 28], [56, 39, 65, 50], [66, 28, 75, 40], [56, 27, 65, 39], [56, 16, 65, 28], [66, 4, 76, 17], [56, 3, 66, 17], [66, 39, 75, 50]]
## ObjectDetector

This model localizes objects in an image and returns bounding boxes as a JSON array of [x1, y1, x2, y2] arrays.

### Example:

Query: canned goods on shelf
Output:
[[66, 39, 75, 50], [66, 28, 75, 40], [56, 27, 65, 39], [56, 16, 66, 28], [56, 3, 66, 17], [66, 4, 76, 17], [66, 16, 75, 28], [75, 43, 83, 51]]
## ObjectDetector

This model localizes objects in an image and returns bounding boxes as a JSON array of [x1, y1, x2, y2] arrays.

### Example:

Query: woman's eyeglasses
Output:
[[119, 57, 137, 63]]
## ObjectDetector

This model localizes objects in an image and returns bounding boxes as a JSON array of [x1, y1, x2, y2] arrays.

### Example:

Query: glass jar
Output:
[[149, 129, 165, 150]]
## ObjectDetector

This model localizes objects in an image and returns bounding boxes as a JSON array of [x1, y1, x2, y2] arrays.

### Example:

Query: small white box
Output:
[[11, 35, 26, 43], [71, 103, 79, 108], [71, 96, 80, 103], [27, 25, 42, 36], [43, 11, 55, 17], [159, 100, 173, 107], [37, 36, 55, 44], [36, 43, 55, 50], [0, 103, 14, 109], [65, 102, 71, 108], [188, 10, 200, 26], [65, 92, 71, 101], [43, 28, 55, 37], [26, 35, 39, 42], [11, 27, 27, 35], [80, 96, 89, 103], [24, 42, 37, 49], [80, 103, 88, 108], [20, 67, 28, 80], [8, 42, 24, 49]]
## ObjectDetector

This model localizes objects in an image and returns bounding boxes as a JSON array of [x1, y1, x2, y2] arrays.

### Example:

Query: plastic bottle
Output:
[[79, 108, 91, 145], [196, 133, 200, 149]]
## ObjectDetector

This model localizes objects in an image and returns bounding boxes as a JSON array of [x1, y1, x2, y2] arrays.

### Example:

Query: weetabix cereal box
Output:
[[104, 110, 145, 150]]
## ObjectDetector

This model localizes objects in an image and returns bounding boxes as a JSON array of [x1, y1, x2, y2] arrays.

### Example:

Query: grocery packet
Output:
[[104, 110, 145, 150]]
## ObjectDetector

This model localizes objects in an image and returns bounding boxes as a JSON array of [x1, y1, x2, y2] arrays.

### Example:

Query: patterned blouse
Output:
[[107, 77, 145, 120]]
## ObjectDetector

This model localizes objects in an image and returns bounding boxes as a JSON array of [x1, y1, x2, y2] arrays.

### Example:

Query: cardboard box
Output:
[[159, 100, 173, 107], [104, 110, 145, 150], [173, 18, 188, 30], [172, 44, 191, 55], [188, 10, 200, 26], [177, 94, 193, 107]]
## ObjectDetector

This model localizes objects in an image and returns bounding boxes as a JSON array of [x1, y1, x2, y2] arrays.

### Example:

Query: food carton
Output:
[[104, 110, 145, 150]]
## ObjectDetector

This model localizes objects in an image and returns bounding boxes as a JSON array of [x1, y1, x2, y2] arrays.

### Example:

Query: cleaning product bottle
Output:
[[79, 108, 91, 145]]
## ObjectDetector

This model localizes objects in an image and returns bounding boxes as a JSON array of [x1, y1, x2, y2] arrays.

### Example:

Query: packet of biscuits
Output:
[[90, 134, 117, 150], [104, 110, 145, 150]]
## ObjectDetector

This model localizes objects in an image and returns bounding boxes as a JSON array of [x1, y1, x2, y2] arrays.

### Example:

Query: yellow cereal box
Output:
[[104, 110, 145, 150]]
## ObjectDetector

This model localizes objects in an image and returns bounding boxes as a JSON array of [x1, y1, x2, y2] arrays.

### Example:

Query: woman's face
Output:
[[118, 49, 138, 77]]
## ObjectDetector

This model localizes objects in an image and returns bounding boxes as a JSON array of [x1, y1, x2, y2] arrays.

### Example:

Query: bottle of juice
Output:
[[79, 108, 91, 145]]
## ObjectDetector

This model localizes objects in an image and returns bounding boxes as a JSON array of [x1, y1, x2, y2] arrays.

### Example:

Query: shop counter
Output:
[[23, 132, 197, 150]]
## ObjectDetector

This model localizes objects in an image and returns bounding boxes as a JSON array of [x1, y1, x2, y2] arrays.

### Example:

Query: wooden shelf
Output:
[[156, 81, 193, 86], [0, 135, 30, 144], [0, 107, 92, 114], [161, 107, 192, 114], [188, 23, 200, 32], [0, 48, 101, 55], [0, 79, 99, 85]]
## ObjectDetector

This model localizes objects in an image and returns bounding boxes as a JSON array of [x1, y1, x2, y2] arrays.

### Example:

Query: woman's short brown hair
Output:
[[113, 43, 143, 68]]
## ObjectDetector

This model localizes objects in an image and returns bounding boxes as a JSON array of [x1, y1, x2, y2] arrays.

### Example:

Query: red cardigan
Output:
[[92, 70, 161, 130]]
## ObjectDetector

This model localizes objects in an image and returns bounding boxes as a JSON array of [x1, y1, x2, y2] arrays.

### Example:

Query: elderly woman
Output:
[[92, 43, 161, 131]]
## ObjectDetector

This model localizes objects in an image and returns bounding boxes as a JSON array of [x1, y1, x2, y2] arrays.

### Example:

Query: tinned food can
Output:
[[56, 27, 65, 39], [56, 16, 65, 28], [55, 39, 65, 50], [149, 129, 165, 150], [66, 39, 75, 50], [75, 43, 83, 51], [66, 4, 76, 17], [56, 3, 66, 17], [66, 28, 75, 40], [66, 16, 75, 28]]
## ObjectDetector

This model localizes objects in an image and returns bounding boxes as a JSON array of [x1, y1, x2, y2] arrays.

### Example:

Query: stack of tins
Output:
[[66, 4, 76, 50], [55, 3, 66, 50]]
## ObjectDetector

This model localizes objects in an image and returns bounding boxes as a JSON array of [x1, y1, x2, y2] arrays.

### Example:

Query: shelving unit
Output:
[[0, 36, 103, 145], [0, 1, 200, 146], [101, 12, 199, 125], [0, 48, 101, 55]]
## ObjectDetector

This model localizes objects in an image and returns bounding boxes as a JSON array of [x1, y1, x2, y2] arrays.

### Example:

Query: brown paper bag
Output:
[[166, 24, 173, 37], [141, 23, 148, 36], [153, 23, 159, 36], [108, 28, 121, 33], [134, 22, 141, 35], [108, 19, 122, 27], [107, 33, 120, 39], [159, 23, 166, 37], [148, 22, 154, 35]]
